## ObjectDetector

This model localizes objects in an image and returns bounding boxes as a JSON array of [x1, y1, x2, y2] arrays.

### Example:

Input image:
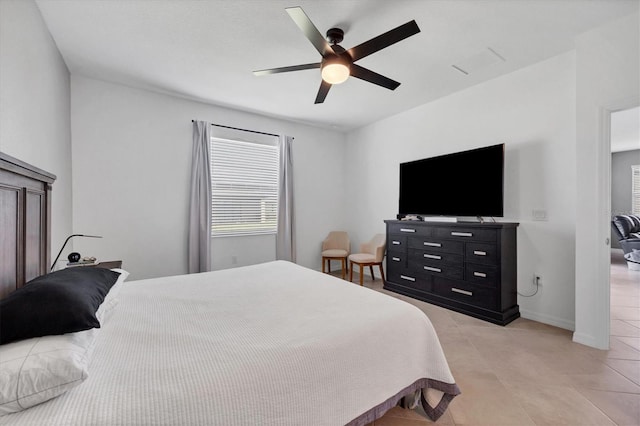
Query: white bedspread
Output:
[[0, 261, 458, 425]]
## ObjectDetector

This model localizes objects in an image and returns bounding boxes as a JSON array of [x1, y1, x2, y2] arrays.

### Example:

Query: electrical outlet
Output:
[[231, 255, 238, 265], [532, 209, 548, 221], [534, 275, 541, 286]]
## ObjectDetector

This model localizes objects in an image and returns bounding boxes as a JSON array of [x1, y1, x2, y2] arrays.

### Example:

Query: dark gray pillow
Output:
[[0, 267, 121, 345]]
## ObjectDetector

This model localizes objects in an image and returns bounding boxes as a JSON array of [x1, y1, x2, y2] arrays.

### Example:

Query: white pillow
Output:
[[95, 268, 129, 324], [0, 328, 98, 416]]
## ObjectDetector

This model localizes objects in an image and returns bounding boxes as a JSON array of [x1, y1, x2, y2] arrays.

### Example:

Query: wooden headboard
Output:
[[0, 152, 56, 299]]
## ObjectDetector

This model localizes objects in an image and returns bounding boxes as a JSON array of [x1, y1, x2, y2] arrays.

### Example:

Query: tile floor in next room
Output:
[[334, 250, 639, 425]]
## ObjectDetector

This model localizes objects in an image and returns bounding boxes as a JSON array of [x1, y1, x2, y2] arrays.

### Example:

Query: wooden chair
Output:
[[321, 231, 350, 279], [349, 234, 386, 286]]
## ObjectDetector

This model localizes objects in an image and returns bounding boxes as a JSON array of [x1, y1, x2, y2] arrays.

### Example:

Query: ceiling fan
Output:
[[253, 6, 421, 104]]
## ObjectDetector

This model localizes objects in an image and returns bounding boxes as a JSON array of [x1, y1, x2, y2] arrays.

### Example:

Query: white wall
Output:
[[70, 76, 347, 280], [574, 12, 640, 349], [345, 52, 577, 330], [0, 0, 73, 253]]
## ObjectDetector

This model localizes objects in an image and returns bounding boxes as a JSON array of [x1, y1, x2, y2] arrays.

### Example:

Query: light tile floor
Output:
[[335, 250, 640, 425]]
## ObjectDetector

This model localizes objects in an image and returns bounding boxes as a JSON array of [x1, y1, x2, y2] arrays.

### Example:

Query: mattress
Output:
[[0, 260, 459, 425]]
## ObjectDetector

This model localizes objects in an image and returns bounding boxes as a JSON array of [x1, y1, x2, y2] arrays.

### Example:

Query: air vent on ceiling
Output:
[[452, 47, 505, 75]]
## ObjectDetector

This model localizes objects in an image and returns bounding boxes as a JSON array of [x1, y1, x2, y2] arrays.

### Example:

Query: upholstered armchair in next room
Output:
[[612, 214, 640, 268]]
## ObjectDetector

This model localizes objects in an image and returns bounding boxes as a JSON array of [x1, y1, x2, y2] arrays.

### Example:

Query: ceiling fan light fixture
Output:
[[322, 63, 349, 84], [321, 55, 351, 84]]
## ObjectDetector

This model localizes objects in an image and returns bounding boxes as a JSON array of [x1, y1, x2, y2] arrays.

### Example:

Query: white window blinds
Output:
[[210, 137, 279, 237], [633, 165, 640, 215]]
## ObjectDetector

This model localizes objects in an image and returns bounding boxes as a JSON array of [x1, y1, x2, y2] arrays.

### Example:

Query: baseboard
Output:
[[519, 308, 575, 331], [571, 331, 602, 349]]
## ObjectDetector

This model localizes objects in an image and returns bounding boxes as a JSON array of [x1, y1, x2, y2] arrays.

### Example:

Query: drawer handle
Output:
[[423, 254, 441, 260], [473, 250, 487, 256], [400, 228, 416, 233], [392, 241, 401, 245], [451, 287, 473, 296], [473, 272, 487, 278], [424, 266, 441, 273], [392, 257, 401, 262], [451, 232, 473, 237], [423, 242, 441, 247], [400, 275, 416, 282]]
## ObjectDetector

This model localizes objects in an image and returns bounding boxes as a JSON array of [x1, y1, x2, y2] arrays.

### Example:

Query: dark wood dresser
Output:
[[384, 220, 520, 325]]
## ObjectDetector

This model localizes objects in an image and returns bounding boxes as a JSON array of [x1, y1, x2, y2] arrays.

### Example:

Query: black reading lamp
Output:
[[50, 234, 102, 271]]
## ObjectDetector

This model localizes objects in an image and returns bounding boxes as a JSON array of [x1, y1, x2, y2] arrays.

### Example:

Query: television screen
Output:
[[399, 143, 504, 218]]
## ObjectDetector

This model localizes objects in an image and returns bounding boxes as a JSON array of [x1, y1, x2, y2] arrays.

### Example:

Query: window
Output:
[[633, 165, 640, 215], [210, 137, 279, 237]]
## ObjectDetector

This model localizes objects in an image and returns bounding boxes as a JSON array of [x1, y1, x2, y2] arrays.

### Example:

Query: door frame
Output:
[[594, 98, 640, 349]]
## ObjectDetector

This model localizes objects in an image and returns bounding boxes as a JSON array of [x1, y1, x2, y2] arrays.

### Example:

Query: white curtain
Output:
[[188, 121, 212, 273], [276, 135, 295, 262]]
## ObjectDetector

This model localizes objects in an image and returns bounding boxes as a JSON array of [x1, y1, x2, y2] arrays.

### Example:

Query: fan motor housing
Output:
[[326, 28, 344, 44]]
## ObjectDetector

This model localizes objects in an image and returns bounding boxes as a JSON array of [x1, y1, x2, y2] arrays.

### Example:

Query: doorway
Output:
[[609, 105, 640, 349]]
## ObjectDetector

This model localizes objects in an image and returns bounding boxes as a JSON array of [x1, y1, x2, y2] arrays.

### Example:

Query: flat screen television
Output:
[[399, 143, 504, 218]]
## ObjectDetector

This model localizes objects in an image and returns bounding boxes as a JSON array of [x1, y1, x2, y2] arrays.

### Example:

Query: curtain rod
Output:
[[191, 120, 279, 138]]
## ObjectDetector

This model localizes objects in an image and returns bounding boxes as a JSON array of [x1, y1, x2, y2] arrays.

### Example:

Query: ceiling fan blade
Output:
[[350, 64, 400, 90], [253, 63, 321, 76], [314, 80, 332, 104], [286, 7, 332, 56], [348, 20, 420, 62]]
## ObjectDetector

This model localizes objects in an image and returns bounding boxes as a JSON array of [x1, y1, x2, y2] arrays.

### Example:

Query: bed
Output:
[[0, 154, 460, 425]]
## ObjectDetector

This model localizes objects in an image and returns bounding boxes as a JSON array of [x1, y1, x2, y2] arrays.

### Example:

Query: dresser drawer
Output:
[[386, 269, 432, 292], [409, 249, 463, 265], [416, 261, 463, 280], [434, 227, 497, 242], [408, 237, 463, 254], [387, 222, 432, 236], [387, 235, 407, 251], [387, 251, 406, 269], [465, 242, 498, 265], [433, 278, 496, 310], [465, 264, 499, 287]]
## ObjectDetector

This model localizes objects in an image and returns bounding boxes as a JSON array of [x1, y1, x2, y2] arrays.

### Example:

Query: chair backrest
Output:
[[322, 231, 350, 252], [361, 233, 386, 262]]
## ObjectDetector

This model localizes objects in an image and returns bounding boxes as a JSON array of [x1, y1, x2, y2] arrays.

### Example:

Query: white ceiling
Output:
[[35, 0, 638, 132]]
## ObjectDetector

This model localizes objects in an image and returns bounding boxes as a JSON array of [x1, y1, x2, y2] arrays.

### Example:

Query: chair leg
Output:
[[340, 258, 345, 280], [379, 263, 385, 282], [328, 259, 331, 273], [349, 261, 353, 282], [359, 264, 364, 286], [369, 265, 375, 281], [322, 257, 326, 273]]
